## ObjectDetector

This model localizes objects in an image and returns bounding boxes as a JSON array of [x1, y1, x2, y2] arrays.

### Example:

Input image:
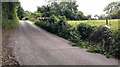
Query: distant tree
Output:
[[37, 1, 86, 20], [110, 10, 120, 19], [98, 14, 106, 20], [24, 11, 31, 17], [17, 3, 25, 20], [104, 1, 120, 19], [76, 11, 86, 20], [86, 15, 92, 20], [29, 12, 41, 19], [94, 14, 99, 19], [60, 1, 78, 20], [37, 5, 50, 17]]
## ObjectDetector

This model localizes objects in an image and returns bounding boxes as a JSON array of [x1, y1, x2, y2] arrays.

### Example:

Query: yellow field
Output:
[[67, 19, 120, 30]]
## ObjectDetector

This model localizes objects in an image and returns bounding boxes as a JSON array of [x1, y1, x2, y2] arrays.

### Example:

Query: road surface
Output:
[[10, 20, 118, 65]]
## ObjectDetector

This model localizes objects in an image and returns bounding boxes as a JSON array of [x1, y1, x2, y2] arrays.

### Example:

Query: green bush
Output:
[[22, 17, 29, 20], [88, 25, 120, 59], [87, 45, 105, 54], [75, 40, 88, 48], [29, 17, 36, 22], [77, 23, 96, 40], [90, 26, 112, 46], [35, 20, 46, 28], [45, 15, 68, 35], [108, 30, 120, 59], [2, 2, 19, 29]]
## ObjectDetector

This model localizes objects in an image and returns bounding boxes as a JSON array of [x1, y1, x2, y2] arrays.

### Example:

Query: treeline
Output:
[[37, 1, 88, 20], [19, 1, 120, 21], [18, 1, 89, 20], [2, 2, 19, 29]]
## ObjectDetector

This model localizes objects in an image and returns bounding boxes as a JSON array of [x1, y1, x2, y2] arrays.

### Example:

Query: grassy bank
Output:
[[2, 2, 19, 29]]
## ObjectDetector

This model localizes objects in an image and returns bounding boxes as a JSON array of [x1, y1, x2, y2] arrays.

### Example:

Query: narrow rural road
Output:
[[10, 20, 118, 65]]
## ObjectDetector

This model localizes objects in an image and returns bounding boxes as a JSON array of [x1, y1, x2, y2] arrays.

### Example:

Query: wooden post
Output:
[[106, 18, 108, 25]]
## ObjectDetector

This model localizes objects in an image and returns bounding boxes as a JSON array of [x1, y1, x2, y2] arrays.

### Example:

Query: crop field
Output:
[[67, 19, 120, 30]]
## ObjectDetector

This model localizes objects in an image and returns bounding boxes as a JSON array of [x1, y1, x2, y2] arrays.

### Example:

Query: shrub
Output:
[[108, 30, 120, 59], [29, 17, 36, 22], [22, 17, 29, 20], [88, 25, 120, 59], [90, 25, 112, 48], [45, 15, 69, 35], [76, 40, 88, 48], [87, 45, 105, 53], [77, 23, 96, 40], [35, 20, 46, 28]]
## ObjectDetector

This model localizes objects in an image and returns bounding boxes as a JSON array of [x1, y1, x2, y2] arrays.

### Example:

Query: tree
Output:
[[76, 11, 86, 20], [98, 14, 106, 20], [110, 10, 120, 19], [17, 3, 25, 20], [37, 5, 50, 17], [94, 14, 99, 19], [104, 1, 120, 19], [86, 15, 92, 20], [37, 1, 86, 20]]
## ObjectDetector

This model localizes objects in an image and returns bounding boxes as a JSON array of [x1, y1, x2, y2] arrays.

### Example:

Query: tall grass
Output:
[[68, 19, 119, 30]]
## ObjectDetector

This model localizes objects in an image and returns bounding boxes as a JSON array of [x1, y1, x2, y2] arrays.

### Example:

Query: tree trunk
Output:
[[106, 18, 108, 25]]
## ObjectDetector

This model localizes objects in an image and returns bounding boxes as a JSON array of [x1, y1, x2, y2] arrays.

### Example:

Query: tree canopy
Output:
[[104, 1, 120, 19], [17, 3, 25, 20], [37, 1, 87, 20]]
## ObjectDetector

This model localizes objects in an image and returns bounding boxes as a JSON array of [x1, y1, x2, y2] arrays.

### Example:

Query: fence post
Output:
[[106, 18, 108, 25]]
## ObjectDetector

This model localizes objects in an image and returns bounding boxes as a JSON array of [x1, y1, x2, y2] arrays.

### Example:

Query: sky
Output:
[[19, 0, 119, 17]]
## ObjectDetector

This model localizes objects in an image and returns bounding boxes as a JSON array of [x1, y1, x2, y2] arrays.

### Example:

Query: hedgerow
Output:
[[35, 15, 120, 59], [2, 2, 19, 29]]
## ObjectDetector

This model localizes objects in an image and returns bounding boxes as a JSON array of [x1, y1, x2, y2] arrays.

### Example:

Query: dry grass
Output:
[[68, 19, 120, 30]]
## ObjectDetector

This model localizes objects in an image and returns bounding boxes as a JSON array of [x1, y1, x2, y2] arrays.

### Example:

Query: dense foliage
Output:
[[77, 23, 96, 40], [17, 3, 25, 20], [88, 27, 120, 59], [2, 2, 19, 29], [28, 12, 41, 21], [37, 1, 87, 20], [17, 3, 31, 20], [104, 1, 120, 19]]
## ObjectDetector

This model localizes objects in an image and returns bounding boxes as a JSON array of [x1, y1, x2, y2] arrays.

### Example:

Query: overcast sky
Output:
[[19, 0, 119, 16]]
